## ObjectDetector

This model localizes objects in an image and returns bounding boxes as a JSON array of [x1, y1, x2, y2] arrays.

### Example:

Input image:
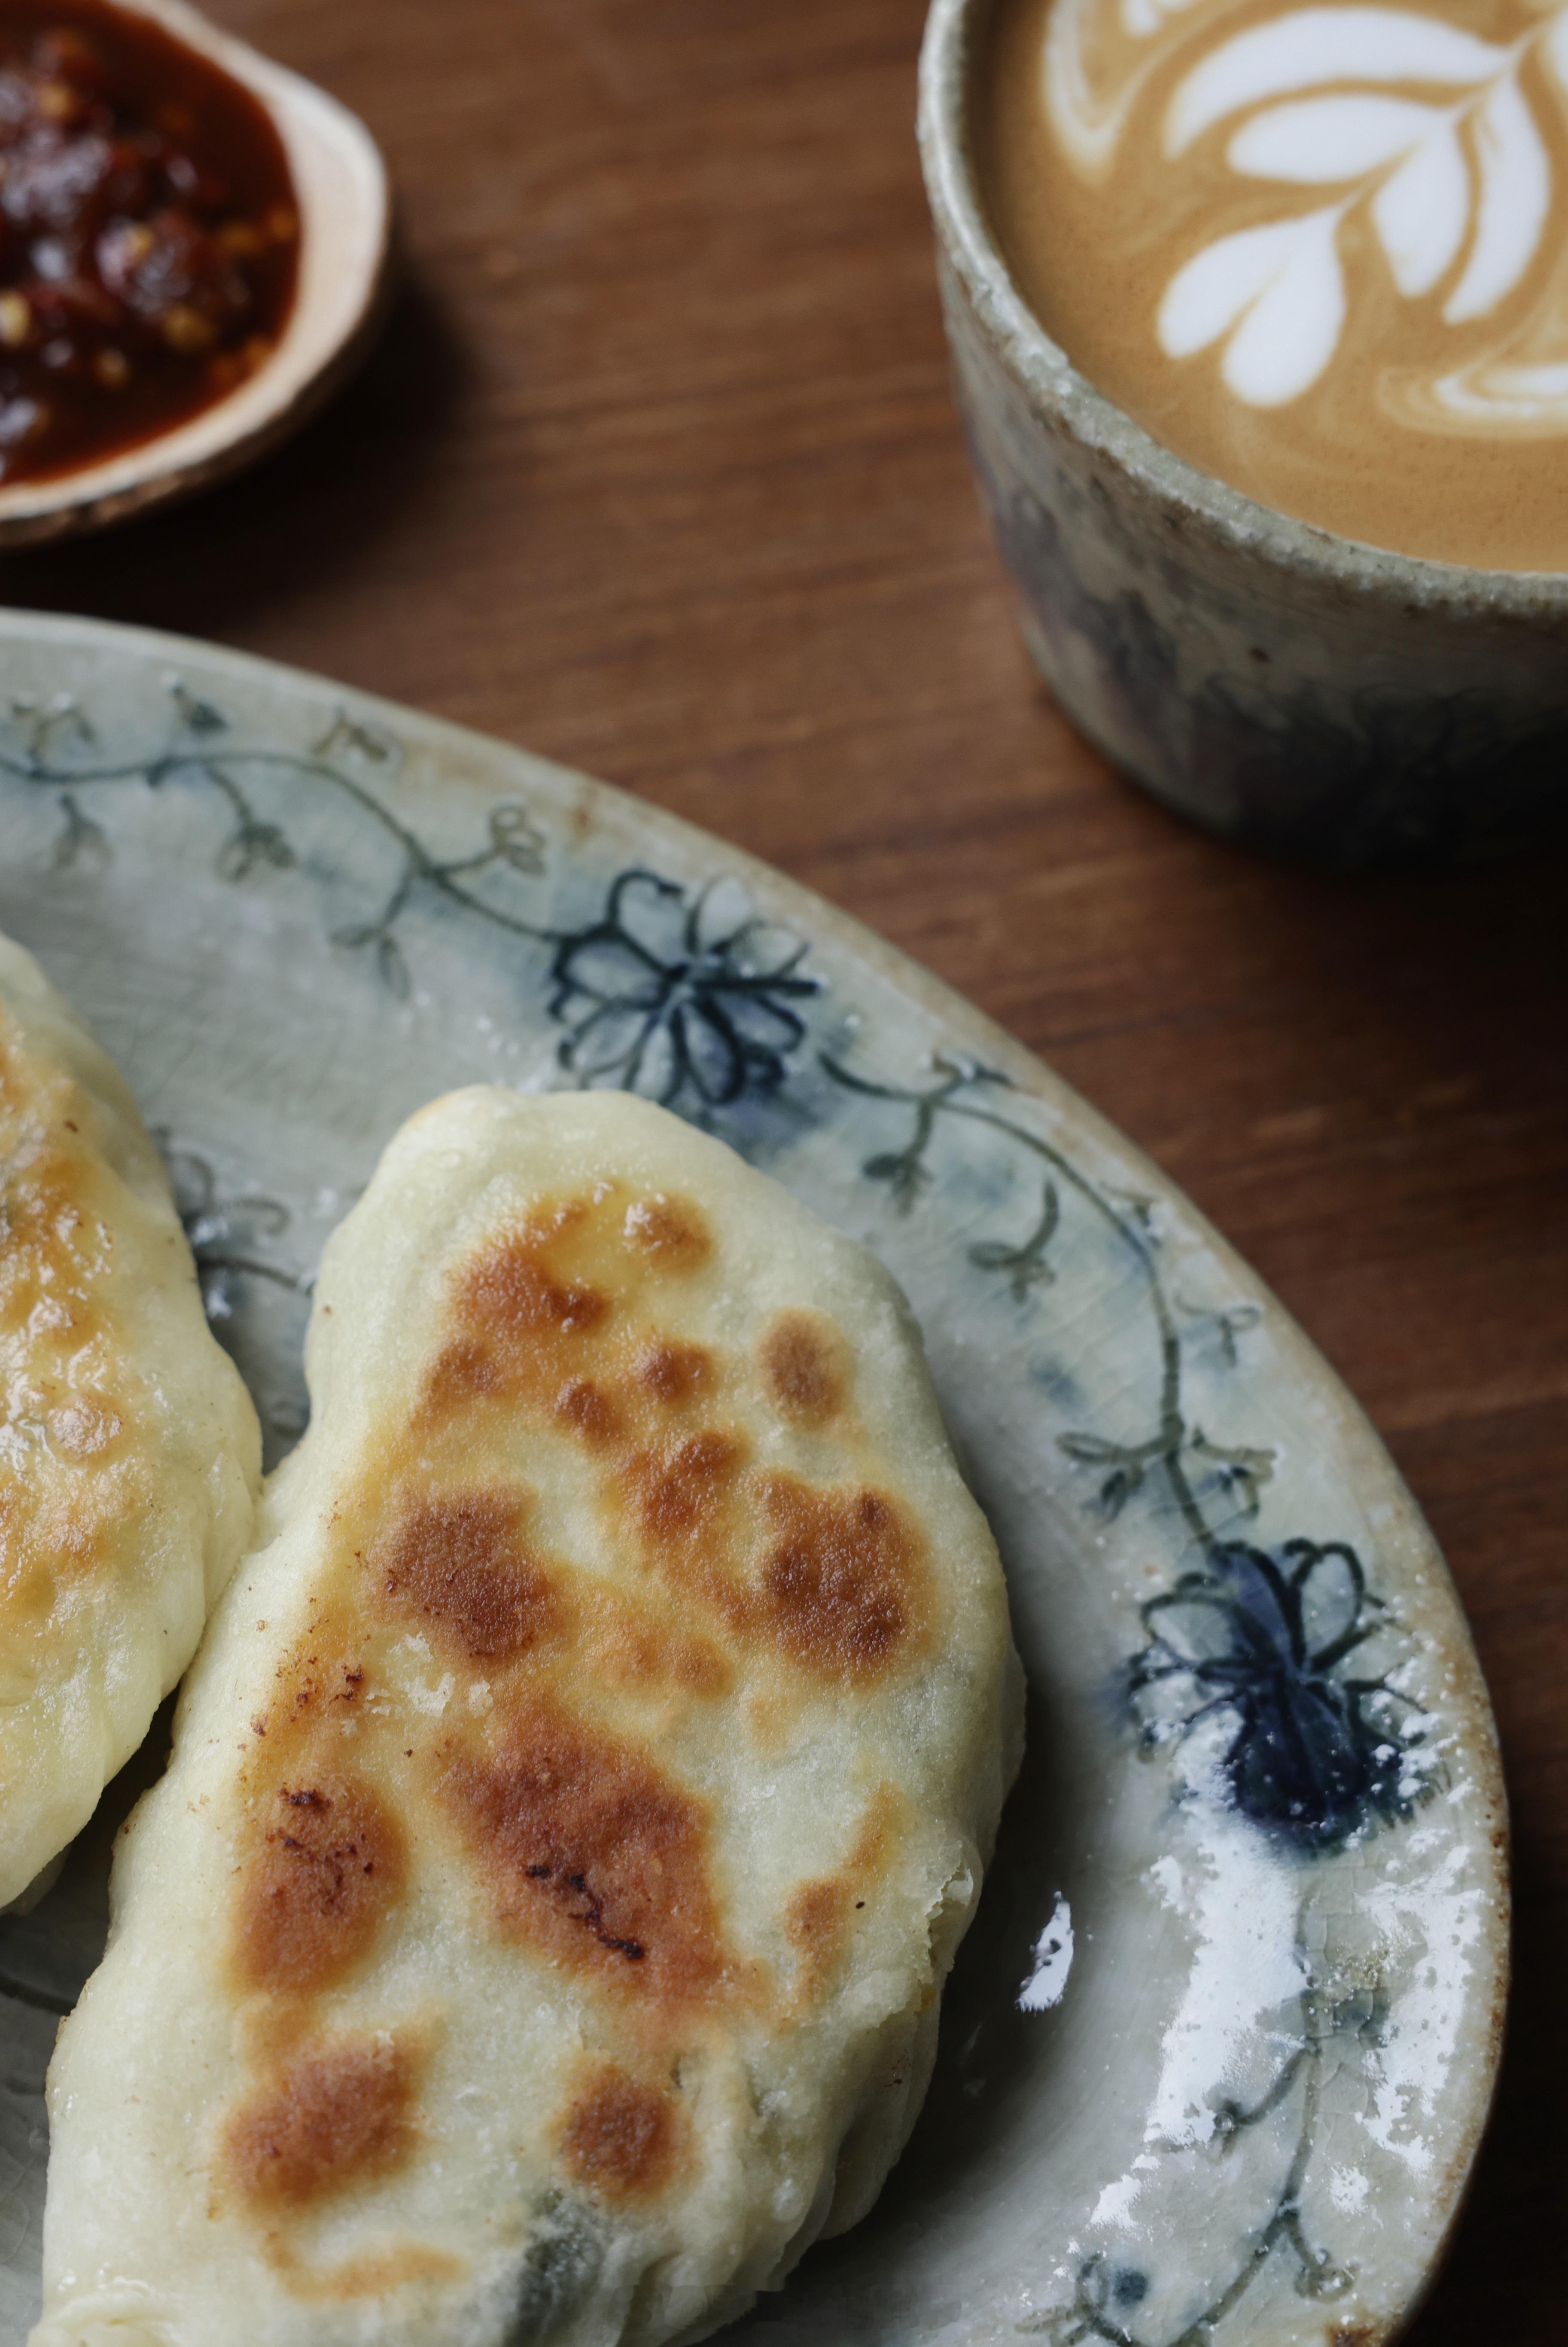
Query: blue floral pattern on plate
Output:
[[549, 868, 820, 1111]]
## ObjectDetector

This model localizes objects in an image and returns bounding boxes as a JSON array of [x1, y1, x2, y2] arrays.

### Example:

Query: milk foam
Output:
[[1043, 0, 1568, 430]]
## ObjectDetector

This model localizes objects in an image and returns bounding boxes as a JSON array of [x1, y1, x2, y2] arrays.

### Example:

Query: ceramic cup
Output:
[[918, 0, 1568, 867]]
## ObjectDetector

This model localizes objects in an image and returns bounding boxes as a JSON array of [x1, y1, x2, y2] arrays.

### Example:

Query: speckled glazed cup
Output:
[[919, 0, 1568, 866]]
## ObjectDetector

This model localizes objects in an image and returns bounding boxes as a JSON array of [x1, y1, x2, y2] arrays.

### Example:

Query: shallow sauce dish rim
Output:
[[0, 0, 389, 540]]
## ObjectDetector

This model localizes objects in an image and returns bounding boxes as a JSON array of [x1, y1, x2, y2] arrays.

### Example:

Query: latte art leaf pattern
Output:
[[1371, 116, 1469, 296], [1157, 5, 1568, 402], [1224, 93, 1457, 184], [1161, 7, 1510, 154], [1050, 0, 1568, 423], [1443, 71, 1549, 322], [1159, 207, 1348, 404]]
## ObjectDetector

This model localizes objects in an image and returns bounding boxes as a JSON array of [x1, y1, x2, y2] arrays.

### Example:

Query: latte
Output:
[[978, 0, 1568, 569]]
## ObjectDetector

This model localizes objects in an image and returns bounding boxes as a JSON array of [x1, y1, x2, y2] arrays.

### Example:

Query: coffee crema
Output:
[[977, 0, 1568, 568]]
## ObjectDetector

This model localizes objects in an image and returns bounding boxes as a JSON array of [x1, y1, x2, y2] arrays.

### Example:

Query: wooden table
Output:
[[10, 2, 1562, 2334]]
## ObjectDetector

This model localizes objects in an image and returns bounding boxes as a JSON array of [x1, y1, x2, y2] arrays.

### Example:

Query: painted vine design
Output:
[[819, 1049, 1427, 1855], [0, 685, 821, 1119], [10, 683, 554, 1002], [819, 1046, 1430, 2344], [1023, 1972, 1360, 2345]]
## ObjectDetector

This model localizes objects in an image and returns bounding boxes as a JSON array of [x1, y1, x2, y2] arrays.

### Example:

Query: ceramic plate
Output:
[[0, 612, 1506, 2347]]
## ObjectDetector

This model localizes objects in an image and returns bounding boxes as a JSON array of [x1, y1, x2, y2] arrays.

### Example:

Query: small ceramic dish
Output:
[[0, 612, 1507, 2346], [919, 0, 1568, 868], [0, 0, 389, 547]]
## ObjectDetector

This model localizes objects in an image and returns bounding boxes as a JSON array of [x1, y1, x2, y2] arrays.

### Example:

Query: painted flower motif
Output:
[[1127, 1539, 1422, 1849], [548, 869, 820, 1113]]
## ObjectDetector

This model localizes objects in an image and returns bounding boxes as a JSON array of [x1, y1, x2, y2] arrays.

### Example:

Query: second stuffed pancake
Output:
[[0, 932, 260, 1909], [35, 1087, 1022, 2347]]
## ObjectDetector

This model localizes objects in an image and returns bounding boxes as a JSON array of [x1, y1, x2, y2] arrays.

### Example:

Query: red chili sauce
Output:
[[0, 0, 298, 486]]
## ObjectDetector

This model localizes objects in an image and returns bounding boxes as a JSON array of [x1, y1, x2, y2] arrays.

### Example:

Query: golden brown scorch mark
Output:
[[352, 1462, 731, 1703], [0, 1020, 145, 1629], [264, 2237, 467, 2306], [225, 2031, 423, 2211], [761, 1475, 923, 1680], [417, 1183, 929, 1684], [634, 1338, 712, 1407], [786, 1880, 846, 1959], [424, 1335, 501, 1403], [761, 1311, 846, 1427], [0, 1059, 109, 1343], [423, 1187, 712, 1422], [622, 1431, 745, 1569], [372, 1491, 558, 1661], [554, 1376, 622, 1444], [232, 1775, 406, 1997], [620, 1192, 712, 1271], [619, 1435, 927, 1681], [440, 1698, 736, 2016], [784, 1784, 904, 2003], [591, 1609, 731, 1700], [558, 2065, 682, 2201], [462, 1211, 610, 1345]]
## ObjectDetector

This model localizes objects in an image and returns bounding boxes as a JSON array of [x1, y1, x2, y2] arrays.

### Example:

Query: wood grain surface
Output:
[[6, 2, 1561, 2336]]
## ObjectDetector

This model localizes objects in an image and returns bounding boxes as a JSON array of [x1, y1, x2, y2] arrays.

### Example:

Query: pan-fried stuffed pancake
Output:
[[34, 1088, 1022, 2347], [0, 933, 260, 1910]]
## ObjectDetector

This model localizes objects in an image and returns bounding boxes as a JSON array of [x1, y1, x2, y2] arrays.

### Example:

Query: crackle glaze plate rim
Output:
[[0, 609, 1508, 2347]]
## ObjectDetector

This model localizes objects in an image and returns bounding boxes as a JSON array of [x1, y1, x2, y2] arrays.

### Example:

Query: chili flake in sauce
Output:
[[0, 0, 298, 485]]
